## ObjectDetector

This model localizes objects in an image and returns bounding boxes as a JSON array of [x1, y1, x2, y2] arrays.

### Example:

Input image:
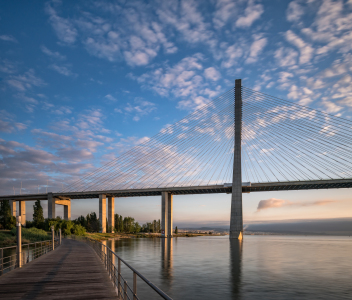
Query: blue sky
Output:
[[1, 0, 352, 225]]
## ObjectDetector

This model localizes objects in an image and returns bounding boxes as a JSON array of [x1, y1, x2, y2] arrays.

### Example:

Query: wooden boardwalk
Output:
[[0, 239, 117, 299]]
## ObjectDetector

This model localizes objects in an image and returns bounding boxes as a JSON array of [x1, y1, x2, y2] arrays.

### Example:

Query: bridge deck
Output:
[[0, 239, 117, 300]]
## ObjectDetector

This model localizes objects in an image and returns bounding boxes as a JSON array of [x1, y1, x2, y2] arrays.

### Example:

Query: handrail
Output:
[[0, 238, 60, 276], [68, 235, 172, 300]]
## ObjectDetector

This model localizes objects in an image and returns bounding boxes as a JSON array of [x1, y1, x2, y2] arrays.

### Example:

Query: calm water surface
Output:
[[106, 235, 352, 300]]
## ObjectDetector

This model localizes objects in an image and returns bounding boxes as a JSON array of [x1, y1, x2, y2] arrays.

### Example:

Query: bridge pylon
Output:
[[230, 79, 243, 239]]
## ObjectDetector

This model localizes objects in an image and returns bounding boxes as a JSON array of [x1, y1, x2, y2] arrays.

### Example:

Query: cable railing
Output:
[[0, 238, 60, 276], [68, 235, 172, 300]]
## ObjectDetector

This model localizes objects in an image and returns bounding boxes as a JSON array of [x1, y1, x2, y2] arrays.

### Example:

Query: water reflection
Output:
[[161, 238, 173, 279], [230, 239, 243, 298]]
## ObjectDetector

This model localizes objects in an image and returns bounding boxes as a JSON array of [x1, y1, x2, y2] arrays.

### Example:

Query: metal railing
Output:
[[0, 238, 60, 276], [69, 235, 172, 300]]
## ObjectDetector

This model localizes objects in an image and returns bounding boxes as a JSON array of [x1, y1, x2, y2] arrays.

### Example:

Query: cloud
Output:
[[257, 198, 337, 212], [41, 45, 66, 60], [49, 64, 77, 77], [6, 69, 45, 91], [45, 0, 77, 44], [0, 35, 18, 43], [204, 67, 221, 81], [104, 94, 117, 102], [133, 53, 221, 110], [246, 35, 267, 64], [213, 0, 237, 29], [275, 47, 298, 67], [236, 0, 264, 28], [286, 0, 305, 22], [285, 30, 314, 64], [0, 110, 27, 133], [123, 98, 157, 121]]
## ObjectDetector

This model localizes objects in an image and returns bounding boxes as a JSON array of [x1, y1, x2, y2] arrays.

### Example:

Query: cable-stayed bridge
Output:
[[2, 79, 352, 239]]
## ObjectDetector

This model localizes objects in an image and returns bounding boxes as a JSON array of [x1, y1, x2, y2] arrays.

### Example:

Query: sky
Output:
[[1, 0, 352, 225]]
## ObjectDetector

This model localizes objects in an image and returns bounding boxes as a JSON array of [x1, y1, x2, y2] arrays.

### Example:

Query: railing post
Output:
[[27, 243, 29, 263], [16, 216, 22, 268], [1, 248, 3, 275], [124, 281, 128, 300], [118, 258, 121, 297], [51, 226, 55, 250], [34, 242, 36, 259], [59, 229, 62, 245], [133, 272, 137, 300]]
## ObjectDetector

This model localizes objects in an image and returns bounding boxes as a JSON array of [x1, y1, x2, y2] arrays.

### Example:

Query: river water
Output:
[[106, 235, 352, 300]]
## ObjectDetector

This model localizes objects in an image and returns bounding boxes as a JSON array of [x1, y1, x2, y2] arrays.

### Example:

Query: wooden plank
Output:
[[0, 239, 117, 299]]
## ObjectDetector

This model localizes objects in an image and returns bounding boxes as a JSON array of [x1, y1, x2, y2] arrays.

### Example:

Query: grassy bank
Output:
[[0, 228, 51, 247]]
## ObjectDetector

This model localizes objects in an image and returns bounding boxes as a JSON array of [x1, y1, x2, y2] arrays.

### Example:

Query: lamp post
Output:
[[16, 216, 22, 268]]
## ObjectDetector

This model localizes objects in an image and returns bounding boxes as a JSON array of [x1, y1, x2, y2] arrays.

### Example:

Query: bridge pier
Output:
[[161, 192, 173, 237], [108, 196, 115, 233], [48, 192, 55, 219], [99, 194, 106, 233], [10, 200, 16, 217], [230, 79, 243, 240], [19, 200, 26, 226], [55, 200, 71, 220]]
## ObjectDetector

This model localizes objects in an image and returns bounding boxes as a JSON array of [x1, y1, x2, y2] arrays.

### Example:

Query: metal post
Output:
[[124, 281, 128, 300], [118, 258, 121, 297], [1, 248, 3, 275], [27, 243, 29, 263], [35, 242, 36, 259], [230, 79, 243, 239], [133, 272, 137, 300], [59, 229, 62, 245], [16, 216, 22, 268], [51, 226, 55, 250]]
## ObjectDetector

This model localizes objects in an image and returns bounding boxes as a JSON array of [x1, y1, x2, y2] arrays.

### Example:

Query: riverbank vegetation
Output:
[[0, 227, 50, 247]]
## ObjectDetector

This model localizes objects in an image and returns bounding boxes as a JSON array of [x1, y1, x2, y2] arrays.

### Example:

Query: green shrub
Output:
[[10, 227, 50, 241], [72, 224, 86, 236]]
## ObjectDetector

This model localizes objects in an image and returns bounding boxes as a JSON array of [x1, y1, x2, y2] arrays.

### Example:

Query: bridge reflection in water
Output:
[[230, 239, 243, 297], [161, 238, 173, 281]]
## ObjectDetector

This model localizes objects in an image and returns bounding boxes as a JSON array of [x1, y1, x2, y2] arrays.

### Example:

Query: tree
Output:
[[175, 226, 178, 234], [33, 200, 44, 228], [0, 200, 16, 229]]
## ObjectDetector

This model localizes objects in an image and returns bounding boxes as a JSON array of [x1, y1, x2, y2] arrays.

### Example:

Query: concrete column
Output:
[[48, 192, 55, 219], [10, 200, 16, 217], [108, 196, 115, 233], [64, 202, 71, 221], [99, 194, 106, 233], [19, 201, 26, 226], [230, 79, 243, 239], [161, 192, 168, 237], [55, 199, 71, 220], [167, 194, 173, 237]]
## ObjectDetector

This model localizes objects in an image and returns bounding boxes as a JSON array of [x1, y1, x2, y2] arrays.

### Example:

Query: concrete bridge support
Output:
[[55, 200, 71, 220], [10, 200, 16, 217], [48, 193, 55, 219], [108, 196, 115, 233], [230, 79, 243, 240], [99, 194, 106, 233], [19, 200, 26, 226], [161, 192, 173, 237]]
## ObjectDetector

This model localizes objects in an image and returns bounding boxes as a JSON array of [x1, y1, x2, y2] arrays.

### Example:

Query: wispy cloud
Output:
[[41, 45, 66, 60], [6, 69, 45, 91], [257, 198, 337, 212], [0, 35, 18, 43], [49, 64, 77, 77], [235, 0, 264, 28]]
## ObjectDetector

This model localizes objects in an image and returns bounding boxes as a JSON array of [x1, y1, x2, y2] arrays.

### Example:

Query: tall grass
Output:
[[10, 227, 50, 242]]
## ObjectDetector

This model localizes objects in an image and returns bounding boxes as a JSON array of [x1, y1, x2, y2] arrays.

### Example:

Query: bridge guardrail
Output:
[[0, 238, 60, 276], [68, 235, 172, 300]]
